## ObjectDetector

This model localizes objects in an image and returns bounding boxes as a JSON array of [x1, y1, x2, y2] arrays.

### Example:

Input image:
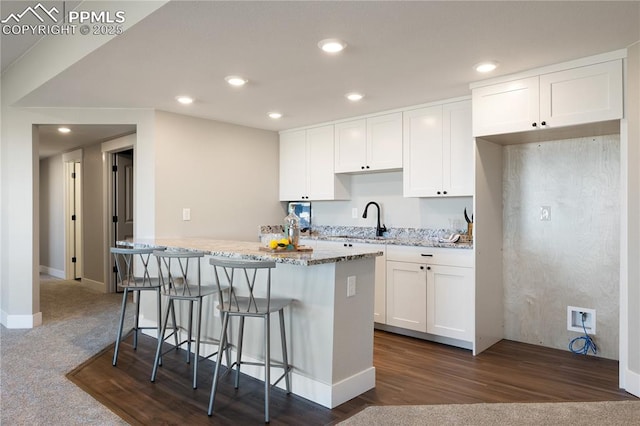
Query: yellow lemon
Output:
[[279, 238, 290, 246], [269, 240, 278, 249]]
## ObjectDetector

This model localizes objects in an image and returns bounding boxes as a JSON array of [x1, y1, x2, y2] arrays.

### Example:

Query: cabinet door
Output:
[[443, 100, 474, 197], [307, 125, 337, 200], [403, 105, 443, 197], [539, 60, 623, 128], [472, 76, 539, 136], [367, 113, 403, 171], [279, 130, 308, 201], [426, 265, 473, 341], [334, 119, 366, 173], [386, 260, 427, 332]]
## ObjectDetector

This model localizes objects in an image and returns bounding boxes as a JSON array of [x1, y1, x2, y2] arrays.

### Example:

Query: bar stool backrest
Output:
[[154, 250, 207, 298], [111, 246, 164, 288], [209, 257, 277, 314]]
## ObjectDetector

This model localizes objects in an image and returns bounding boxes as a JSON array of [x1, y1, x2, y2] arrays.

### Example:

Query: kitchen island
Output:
[[120, 238, 383, 408]]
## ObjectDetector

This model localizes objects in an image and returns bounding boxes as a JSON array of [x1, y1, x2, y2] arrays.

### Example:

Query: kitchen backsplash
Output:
[[259, 224, 467, 242]]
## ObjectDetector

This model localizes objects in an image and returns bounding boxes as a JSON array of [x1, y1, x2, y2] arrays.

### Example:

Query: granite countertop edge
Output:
[[117, 238, 383, 266]]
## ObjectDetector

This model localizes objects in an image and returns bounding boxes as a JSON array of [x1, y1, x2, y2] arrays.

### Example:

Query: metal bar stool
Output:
[[151, 250, 226, 389], [111, 246, 167, 366], [208, 257, 293, 423]]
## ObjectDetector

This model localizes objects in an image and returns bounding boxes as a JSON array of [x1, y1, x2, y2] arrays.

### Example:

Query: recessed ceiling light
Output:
[[474, 61, 498, 73], [318, 38, 347, 53], [225, 75, 248, 86], [58, 127, 71, 133], [268, 112, 283, 119], [345, 92, 364, 102], [176, 95, 194, 104]]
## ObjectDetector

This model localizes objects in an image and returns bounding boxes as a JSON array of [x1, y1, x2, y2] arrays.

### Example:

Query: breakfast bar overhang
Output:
[[121, 238, 383, 408]]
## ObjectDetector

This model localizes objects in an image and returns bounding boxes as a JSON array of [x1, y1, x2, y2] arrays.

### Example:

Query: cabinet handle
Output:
[[443, 191, 447, 195], [420, 266, 425, 270], [361, 166, 365, 170], [532, 122, 537, 127], [541, 121, 547, 126], [421, 254, 433, 257], [427, 266, 431, 270], [366, 165, 370, 169], [437, 191, 441, 195]]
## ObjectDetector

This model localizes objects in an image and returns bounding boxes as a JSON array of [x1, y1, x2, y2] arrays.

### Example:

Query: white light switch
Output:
[[182, 208, 191, 221]]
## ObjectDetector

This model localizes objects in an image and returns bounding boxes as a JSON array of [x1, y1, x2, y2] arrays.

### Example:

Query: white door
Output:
[[386, 260, 427, 332], [366, 113, 403, 171], [403, 105, 443, 197], [444, 100, 474, 197], [427, 264, 474, 341], [334, 119, 366, 172], [279, 130, 308, 201], [539, 60, 623, 128], [472, 76, 540, 136], [306, 125, 335, 200], [70, 162, 82, 280]]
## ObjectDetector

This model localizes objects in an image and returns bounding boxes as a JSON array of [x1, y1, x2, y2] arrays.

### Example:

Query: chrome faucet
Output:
[[362, 201, 387, 237]]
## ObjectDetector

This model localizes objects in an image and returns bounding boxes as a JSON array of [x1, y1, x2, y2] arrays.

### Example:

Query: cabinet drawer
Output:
[[386, 245, 473, 267]]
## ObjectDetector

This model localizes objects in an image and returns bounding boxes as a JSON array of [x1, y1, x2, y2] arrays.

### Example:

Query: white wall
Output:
[[154, 111, 282, 241], [39, 154, 64, 275], [503, 135, 620, 359], [312, 171, 473, 231]]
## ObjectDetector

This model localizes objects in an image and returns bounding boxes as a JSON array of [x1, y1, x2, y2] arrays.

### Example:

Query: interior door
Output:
[[71, 162, 82, 280], [114, 150, 134, 243]]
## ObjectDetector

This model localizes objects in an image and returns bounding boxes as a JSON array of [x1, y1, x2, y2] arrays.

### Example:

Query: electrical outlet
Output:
[[540, 206, 551, 221], [352, 207, 358, 219], [567, 306, 596, 335], [182, 208, 191, 221], [347, 276, 356, 297]]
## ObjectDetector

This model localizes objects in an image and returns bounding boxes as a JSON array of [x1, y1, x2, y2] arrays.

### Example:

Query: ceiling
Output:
[[37, 124, 136, 158], [3, 1, 640, 148]]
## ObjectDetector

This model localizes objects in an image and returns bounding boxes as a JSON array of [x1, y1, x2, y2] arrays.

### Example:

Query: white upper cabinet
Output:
[[539, 60, 623, 128], [472, 59, 623, 137], [334, 113, 402, 173], [472, 77, 539, 136], [279, 125, 349, 201], [403, 100, 473, 197]]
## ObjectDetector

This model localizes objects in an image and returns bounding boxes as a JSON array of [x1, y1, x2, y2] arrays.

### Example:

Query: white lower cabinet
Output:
[[426, 264, 473, 341], [385, 245, 474, 343], [386, 260, 427, 332]]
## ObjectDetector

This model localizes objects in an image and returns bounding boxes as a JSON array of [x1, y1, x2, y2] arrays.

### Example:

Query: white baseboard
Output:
[[137, 322, 375, 408], [1, 310, 42, 329], [39, 265, 65, 279], [81, 278, 105, 292]]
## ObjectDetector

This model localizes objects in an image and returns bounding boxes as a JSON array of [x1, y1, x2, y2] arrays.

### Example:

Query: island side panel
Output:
[[331, 258, 376, 407]]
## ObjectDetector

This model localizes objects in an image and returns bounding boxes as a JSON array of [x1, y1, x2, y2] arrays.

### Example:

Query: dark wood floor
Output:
[[67, 330, 636, 425]]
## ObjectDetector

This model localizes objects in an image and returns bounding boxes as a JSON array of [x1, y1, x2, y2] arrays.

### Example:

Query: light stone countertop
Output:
[[119, 237, 383, 266], [306, 235, 474, 249]]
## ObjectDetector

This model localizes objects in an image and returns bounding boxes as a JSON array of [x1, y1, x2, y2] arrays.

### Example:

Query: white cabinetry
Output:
[[386, 260, 427, 332], [472, 59, 623, 137], [313, 240, 387, 323], [334, 113, 402, 173], [279, 125, 349, 201], [386, 245, 474, 340], [403, 100, 473, 197], [427, 264, 474, 341]]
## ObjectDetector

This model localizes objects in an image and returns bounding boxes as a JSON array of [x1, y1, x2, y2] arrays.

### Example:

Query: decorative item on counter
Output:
[[464, 208, 474, 240], [284, 205, 301, 248]]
